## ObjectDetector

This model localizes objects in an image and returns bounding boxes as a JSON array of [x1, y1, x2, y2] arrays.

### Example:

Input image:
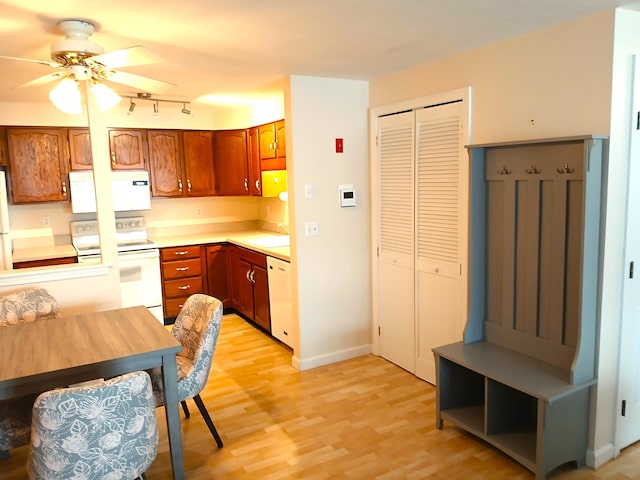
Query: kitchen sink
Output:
[[246, 235, 290, 248]]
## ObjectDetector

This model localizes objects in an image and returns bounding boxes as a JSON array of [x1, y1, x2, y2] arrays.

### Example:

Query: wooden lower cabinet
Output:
[[160, 245, 206, 320], [230, 246, 271, 332], [206, 244, 231, 307]]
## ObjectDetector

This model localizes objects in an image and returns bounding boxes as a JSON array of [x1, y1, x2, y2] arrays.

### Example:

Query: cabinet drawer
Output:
[[165, 297, 190, 318], [161, 245, 201, 261], [162, 258, 202, 280], [164, 276, 203, 298]]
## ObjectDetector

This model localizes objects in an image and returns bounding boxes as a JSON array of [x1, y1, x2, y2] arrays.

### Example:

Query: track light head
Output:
[[127, 100, 136, 115]]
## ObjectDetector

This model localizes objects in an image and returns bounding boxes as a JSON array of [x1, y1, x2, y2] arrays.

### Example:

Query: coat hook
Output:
[[557, 163, 575, 174], [526, 165, 541, 174], [498, 165, 511, 175]]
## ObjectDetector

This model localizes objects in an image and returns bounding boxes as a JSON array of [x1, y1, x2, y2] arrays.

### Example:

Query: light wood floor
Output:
[[3, 313, 640, 479]]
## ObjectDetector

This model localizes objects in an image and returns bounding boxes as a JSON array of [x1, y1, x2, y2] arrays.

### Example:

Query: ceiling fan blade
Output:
[[106, 70, 175, 93], [0, 55, 59, 68], [18, 72, 66, 88], [90, 46, 165, 69]]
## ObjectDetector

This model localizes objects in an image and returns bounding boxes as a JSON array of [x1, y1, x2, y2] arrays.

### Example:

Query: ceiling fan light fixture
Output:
[[90, 81, 121, 112], [49, 76, 82, 114]]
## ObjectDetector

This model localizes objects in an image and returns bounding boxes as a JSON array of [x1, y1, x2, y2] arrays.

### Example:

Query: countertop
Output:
[[12, 229, 291, 264], [154, 230, 291, 261]]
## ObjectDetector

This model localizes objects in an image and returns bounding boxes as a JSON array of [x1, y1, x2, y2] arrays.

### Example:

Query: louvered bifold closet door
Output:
[[414, 102, 465, 384], [377, 111, 416, 374]]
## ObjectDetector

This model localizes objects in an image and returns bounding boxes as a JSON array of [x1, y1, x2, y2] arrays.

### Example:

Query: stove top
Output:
[[71, 217, 157, 256]]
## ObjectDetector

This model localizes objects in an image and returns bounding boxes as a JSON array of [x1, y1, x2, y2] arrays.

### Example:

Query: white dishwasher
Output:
[[267, 256, 293, 348]]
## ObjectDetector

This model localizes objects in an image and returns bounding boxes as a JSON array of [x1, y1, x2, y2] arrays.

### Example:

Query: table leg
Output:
[[162, 353, 184, 480]]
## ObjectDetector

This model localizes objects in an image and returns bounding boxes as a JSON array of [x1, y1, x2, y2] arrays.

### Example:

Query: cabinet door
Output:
[[148, 130, 183, 197], [247, 127, 262, 196], [275, 119, 286, 163], [206, 244, 230, 307], [252, 264, 271, 332], [68, 128, 93, 170], [0, 127, 8, 167], [109, 129, 146, 170], [234, 256, 255, 319], [259, 121, 286, 171], [213, 129, 249, 196], [182, 130, 215, 196], [7, 128, 69, 203]]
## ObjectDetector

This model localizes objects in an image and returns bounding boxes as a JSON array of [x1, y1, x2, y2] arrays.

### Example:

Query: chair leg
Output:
[[180, 400, 190, 419], [192, 394, 223, 448]]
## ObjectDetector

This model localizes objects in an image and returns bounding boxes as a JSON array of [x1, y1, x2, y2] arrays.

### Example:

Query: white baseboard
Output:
[[587, 443, 615, 469], [291, 344, 371, 371]]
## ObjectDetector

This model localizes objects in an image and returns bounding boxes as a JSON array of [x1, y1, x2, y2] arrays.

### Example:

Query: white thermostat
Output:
[[339, 184, 356, 207]]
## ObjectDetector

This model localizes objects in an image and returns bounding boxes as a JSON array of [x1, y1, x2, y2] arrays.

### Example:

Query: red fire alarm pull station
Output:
[[335, 138, 344, 153]]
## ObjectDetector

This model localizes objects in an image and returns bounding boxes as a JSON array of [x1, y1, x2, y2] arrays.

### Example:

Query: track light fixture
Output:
[[121, 93, 192, 117]]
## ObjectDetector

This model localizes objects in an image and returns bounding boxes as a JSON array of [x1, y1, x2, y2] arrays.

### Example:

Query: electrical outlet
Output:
[[304, 221, 319, 237], [43, 215, 51, 227]]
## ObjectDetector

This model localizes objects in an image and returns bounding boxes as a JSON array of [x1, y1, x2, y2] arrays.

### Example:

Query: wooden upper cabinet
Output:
[[108, 129, 146, 170], [213, 129, 249, 196], [0, 127, 8, 167], [182, 130, 215, 197], [7, 128, 69, 203], [68, 128, 93, 170], [247, 127, 262, 196], [258, 119, 286, 170], [148, 130, 183, 197]]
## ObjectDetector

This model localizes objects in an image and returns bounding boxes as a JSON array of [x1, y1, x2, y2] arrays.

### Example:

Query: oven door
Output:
[[118, 249, 164, 323]]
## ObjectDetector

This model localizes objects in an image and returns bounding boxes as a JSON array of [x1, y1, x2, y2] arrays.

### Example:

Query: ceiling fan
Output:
[[0, 19, 174, 112]]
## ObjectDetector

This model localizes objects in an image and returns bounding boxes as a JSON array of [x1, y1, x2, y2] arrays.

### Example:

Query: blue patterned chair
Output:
[[0, 287, 61, 460], [149, 293, 224, 448], [27, 371, 158, 480]]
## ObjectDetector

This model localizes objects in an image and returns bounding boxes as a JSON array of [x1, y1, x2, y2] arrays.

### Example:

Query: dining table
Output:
[[0, 305, 184, 479]]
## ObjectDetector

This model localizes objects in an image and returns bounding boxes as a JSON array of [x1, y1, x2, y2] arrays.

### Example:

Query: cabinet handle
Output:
[[255, 179, 260, 190], [250, 269, 255, 283], [174, 250, 188, 256], [111, 152, 116, 166], [178, 178, 183, 193], [244, 178, 248, 191], [178, 285, 190, 290], [557, 163, 575, 174], [62, 181, 67, 195], [245, 269, 251, 282], [175, 266, 190, 272], [187, 179, 192, 192]]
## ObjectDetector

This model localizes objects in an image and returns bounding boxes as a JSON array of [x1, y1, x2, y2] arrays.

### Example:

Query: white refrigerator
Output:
[[0, 171, 12, 270]]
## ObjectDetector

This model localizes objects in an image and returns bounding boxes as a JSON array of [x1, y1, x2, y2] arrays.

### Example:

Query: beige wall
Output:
[[287, 75, 371, 369], [369, 8, 640, 468]]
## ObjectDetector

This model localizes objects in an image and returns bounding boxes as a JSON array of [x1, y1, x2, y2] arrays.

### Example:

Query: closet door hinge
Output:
[[622, 399, 627, 416], [630, 261, 635, 279], [378, 326, 381, 336], [636, 111, 640, 130], [377, 246, 380, 257]]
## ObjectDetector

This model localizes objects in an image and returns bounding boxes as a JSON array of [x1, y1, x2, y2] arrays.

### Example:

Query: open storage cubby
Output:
[[433, 136, 606, 479]]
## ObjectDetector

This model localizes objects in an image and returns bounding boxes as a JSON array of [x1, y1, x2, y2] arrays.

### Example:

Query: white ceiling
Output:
[[1, 0, 640, 107]]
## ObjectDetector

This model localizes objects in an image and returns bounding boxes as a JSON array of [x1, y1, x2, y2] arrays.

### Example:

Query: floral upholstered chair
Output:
[[149, 293, 224, 448], [0, 287, 61, 460], [27, 371, 158, 480]]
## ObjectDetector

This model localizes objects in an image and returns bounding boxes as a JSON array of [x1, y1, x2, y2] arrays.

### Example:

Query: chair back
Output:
[[0, 287, 61, 326], [27, 371, 157, 480], [172, 294, 223, 400]]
